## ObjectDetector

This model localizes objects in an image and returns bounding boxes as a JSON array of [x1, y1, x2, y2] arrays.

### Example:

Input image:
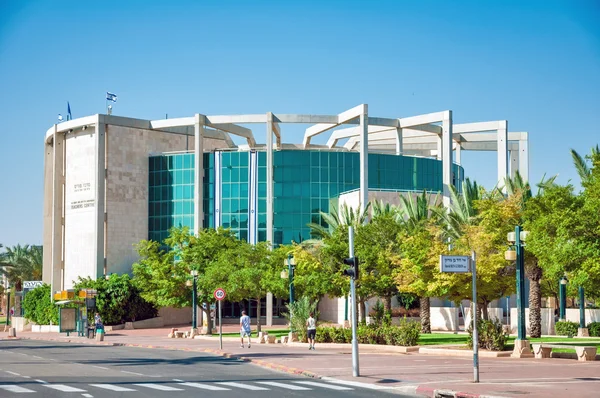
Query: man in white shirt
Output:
[[306, 312, 317, 350], [240, 310, 252, 348]]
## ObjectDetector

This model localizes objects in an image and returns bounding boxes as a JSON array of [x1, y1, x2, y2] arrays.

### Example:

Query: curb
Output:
[[12, 335, 509, 398]]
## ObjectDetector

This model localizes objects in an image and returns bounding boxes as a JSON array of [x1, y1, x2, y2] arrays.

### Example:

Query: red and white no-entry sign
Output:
[[213, 288, 226, 301]]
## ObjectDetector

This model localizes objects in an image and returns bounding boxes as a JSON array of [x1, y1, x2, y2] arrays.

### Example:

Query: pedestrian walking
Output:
[[240, 310, 252, 348], [306, 312, 317, 350]]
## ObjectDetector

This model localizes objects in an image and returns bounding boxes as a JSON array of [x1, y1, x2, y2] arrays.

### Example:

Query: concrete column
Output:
[[266, 112, 274, 246], [437, 135, 443, 161], [266, 292, 273, 326], [455, 143, 462, 165], [95, 117, 106, 278], [50, 126, 64, 293], [442, 111, 453, 207], [510, 150, 519, 178], [497, 120, 508, 190], [359, 105, 368, 213], [395, 128, 403, 155], [43, 136, 54, 286], [519, 138, 529, 183], [194, 114, 205, 234]]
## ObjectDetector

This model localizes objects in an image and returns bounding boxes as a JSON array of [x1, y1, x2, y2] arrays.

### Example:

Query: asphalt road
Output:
[[0, 340, 414, 397]]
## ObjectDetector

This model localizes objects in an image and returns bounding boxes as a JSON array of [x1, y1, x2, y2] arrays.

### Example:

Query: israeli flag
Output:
[[106, 92, 118, 102]]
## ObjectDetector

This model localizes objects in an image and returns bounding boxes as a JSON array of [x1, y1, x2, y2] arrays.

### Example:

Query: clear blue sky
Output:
[[1, 0, 599, 247]]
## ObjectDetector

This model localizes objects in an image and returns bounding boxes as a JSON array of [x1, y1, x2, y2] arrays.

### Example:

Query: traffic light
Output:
[[342, 257, 359, 279]]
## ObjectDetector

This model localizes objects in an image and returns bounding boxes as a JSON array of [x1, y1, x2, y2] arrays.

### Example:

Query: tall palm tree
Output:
[[504, 171, 556, 338], [398, 190, 441, 333], [433, 178, 482, 240]]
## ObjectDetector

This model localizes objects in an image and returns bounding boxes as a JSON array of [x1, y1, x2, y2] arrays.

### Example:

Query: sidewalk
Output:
[[2, 326, 599, 398]]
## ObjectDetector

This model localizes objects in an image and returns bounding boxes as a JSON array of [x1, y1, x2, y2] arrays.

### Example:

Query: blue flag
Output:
[[106, 92, 117, 102], [67, 102, 72, 121]]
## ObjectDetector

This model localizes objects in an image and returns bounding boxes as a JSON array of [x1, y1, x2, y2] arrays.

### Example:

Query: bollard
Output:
[[95, 329, 105, 342], [8, 327, 16, 338]]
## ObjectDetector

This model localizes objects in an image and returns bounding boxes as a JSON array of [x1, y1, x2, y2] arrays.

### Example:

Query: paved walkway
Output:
[[2, 326, 599, 398]]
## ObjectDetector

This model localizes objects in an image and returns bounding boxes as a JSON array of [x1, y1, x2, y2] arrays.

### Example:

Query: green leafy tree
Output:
[[22, 284, 58, 325], [0, 244, 43, 315], [74, 274, 157, 325]]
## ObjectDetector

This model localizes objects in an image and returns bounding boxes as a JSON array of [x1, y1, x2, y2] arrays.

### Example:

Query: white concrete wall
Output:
[[105, 126, 191, 276], [64, 131, 98, 288], [430, 307, 459, 331], [565, 308, 600, 324], [464, 307, 503, 329], [318, 295, 346, 324], [510, 308, 554, 335]]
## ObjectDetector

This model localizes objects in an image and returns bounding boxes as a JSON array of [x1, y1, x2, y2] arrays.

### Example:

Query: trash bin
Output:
[[95, 325, 105, 341]]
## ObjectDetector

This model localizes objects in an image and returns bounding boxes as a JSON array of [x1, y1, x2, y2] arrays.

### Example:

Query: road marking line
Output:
[[121, 370, 144, 376], [172, 379, 184, 382], [44, 384, 87, 392], [35, 379, 48, 384], [217, 382, 269, 390], [0, 385, 36, 393], [21, 376, 31, 379], [6, 371, 21, 376], [32, 356, 43, 359], [133, 383, 184, 391], [321, 377, 394, 390], [91, 366, 109, 370], [82, 394, 93, 398], [177, 382, 230, 391], [257, 381, 311, 390], [90, 384, 137, 392], [295, 381, 353, 390]]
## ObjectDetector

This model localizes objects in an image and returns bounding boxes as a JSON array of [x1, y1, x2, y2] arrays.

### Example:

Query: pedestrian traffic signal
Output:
[[342, 257, 359, 279]]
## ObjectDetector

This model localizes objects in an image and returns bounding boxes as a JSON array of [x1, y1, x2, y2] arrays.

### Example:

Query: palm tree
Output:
[[504, 171, 556, 338], [433, 178, 482, 240], [307, 202, 371, 240], [398, 190, 441, 333], [0, 245, 43, 316], [571, 145, 600, 183]]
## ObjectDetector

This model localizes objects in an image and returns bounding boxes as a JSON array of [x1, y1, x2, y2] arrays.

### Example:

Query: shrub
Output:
[[283, 297, 319, 343], [587, 322, 600, 337], [555, 321, 579, 337], [315, 326, 332, 343], [74, 274, 157, 325], [22, 284, 58, 325], [467, 318, 507, 351], [371, 300, 385, 325], [390, 317, 420, 346]]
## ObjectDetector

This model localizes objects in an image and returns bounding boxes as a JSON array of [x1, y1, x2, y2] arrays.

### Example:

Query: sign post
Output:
[[440, 254, 478, 383], [213, 288, 226, 350]]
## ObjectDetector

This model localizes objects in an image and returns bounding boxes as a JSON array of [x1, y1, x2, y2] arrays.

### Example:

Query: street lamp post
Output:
[[281, 254, 295, 305], [578, 286, 589, 337], [506, 225, 533, 358], [559, 275, 568, 321]]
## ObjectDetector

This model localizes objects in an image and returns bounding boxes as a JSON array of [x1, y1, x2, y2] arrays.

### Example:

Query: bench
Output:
[[532, 343, 597, 362]]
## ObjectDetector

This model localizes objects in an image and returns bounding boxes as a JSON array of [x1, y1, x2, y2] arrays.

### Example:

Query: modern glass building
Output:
[[148, 150, 464, 245]]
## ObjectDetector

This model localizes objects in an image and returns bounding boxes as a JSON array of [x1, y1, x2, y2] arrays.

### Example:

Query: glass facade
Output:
[[149, 150, 464, 245]]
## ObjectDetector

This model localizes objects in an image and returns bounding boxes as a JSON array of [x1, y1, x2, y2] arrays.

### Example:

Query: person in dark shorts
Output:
[[306, 312, 316, 350]]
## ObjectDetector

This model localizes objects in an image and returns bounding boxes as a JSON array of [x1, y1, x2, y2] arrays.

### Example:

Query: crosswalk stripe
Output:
[[133, 383, 184, 391], [217, 382, 270, 390], [295, 381, 353, 390], [90, 384, 137, 392], [177, 382, 230, 391], [0, 385, 36, 393], [44, 384, 87, 392], [257, 381, 312, 390]]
